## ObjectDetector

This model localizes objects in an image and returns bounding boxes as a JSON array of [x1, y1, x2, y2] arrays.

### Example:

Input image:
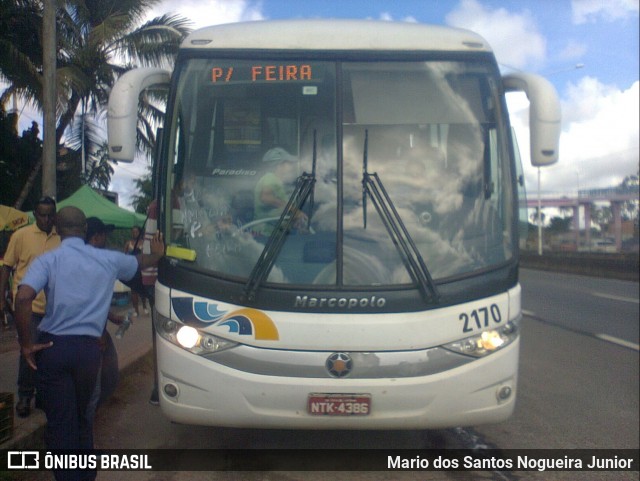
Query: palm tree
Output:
[[0, 0, 191, 208], [64, 115, 113, 191], [0, 0, 43, 110], [82, 143, 115, 192]]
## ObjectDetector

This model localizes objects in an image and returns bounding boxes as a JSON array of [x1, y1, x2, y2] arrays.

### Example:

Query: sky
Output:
[[11, 0, 640, 210]]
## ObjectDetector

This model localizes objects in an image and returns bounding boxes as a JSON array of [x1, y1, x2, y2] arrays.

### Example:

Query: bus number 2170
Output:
[[460, 304, 502, 333]]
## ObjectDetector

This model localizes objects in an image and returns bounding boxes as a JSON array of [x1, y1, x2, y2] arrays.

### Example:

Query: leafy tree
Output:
[[0, 0, 191, 207], [130, 167, 153, 215], [530, 207, 545, 226], [0, 0, 43, 110], [81, 143, 115, 192], [64, 114, 113, 191], [547, 216, 573, 233], [55, 145, 83, 201], [0, 106, 43, 210], [591, 205, 613, 232], [619, 172, 639, 222]]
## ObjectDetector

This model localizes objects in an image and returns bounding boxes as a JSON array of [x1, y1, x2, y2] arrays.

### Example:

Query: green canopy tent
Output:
[[22, 186, 144, 303], [29, 185, 146, 228]]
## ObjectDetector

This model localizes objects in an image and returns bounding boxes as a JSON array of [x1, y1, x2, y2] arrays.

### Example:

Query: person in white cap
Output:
[[253, 147, 307, 236]]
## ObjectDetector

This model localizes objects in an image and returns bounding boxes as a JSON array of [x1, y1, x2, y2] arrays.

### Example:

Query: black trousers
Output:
[[36, 333, 101, 481]]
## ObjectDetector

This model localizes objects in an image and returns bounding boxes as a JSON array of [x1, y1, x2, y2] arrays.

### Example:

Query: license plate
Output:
[[307, 393, 371, 416]]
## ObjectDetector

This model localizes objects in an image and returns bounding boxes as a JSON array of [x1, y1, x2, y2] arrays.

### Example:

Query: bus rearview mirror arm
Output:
[[502, 72, 561, 167], [108, 68, 171, 162]]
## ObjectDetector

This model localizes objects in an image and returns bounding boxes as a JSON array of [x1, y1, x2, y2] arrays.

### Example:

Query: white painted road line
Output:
[[591, 292, 640, 304], [522, 310, 639, 351], [595, 334, 640, 351]]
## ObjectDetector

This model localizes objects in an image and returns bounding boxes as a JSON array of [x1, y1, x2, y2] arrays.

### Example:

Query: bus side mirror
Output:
[[503, 72, 561, 167], [108, 68, 171, 162]]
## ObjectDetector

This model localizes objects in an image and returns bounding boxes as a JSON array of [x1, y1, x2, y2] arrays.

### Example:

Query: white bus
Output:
[[108, 19, 560, 429]]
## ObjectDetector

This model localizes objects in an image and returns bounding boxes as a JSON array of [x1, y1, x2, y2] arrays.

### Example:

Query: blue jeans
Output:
[[36, 333, 101, 481]]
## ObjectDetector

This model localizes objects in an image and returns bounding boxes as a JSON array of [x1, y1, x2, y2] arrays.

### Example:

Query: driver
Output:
[[253, 147, 308, 236]]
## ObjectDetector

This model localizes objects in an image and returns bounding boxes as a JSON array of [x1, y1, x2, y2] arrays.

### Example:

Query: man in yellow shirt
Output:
[[0, 196, 60, 417]]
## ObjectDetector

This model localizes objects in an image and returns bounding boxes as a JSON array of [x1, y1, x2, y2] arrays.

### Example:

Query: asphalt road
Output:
[[519, 268, 639, 349]]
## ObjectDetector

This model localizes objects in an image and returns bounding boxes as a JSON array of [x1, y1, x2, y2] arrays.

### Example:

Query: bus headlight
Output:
[[176, 325, 199, 348], [443, 320, 519, 358], [155, 311, 238, 355]]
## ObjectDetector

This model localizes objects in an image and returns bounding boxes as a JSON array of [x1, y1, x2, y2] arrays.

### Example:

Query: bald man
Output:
[[15, 206, 164, 481]]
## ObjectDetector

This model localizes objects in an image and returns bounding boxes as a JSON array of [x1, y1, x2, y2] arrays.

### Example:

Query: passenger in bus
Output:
[[253, 147, 308, 236]]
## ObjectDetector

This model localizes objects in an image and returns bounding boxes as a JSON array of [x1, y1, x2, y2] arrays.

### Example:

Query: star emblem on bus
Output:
[[326, 352, 353, 378]]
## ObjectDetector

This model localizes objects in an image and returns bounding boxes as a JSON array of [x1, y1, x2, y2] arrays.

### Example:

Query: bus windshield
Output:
[[165, 58, 514, 289]]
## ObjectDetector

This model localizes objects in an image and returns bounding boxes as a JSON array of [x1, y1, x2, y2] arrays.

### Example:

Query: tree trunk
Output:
[[14, 156, 43, 210], [42, 0, 57, 198]]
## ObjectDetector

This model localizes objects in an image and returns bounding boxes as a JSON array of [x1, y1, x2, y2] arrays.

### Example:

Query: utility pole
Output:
[[537, 167, 543, 255], [42, 0, 57, 199]]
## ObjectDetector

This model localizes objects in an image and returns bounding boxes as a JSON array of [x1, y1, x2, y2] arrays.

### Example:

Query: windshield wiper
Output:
[[308, 130, 318, 230], [244, 134, 318, 301], [361, 130, 440, 303]]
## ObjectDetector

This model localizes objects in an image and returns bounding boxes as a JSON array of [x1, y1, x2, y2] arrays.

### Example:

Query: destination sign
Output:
[[211, 64, 313, 83]]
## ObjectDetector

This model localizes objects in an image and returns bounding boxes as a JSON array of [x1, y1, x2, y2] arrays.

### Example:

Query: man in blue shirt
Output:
[[14, 206, 164, 481]]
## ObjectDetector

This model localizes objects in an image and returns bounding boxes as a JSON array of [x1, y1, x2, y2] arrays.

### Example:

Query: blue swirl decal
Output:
[[171, 297, 279, 340], [194, 301, 226, 321], [219, 316, 253, 335]]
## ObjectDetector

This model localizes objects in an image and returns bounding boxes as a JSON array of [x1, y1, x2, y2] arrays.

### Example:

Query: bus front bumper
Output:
[[155, 335, 518, 430]]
